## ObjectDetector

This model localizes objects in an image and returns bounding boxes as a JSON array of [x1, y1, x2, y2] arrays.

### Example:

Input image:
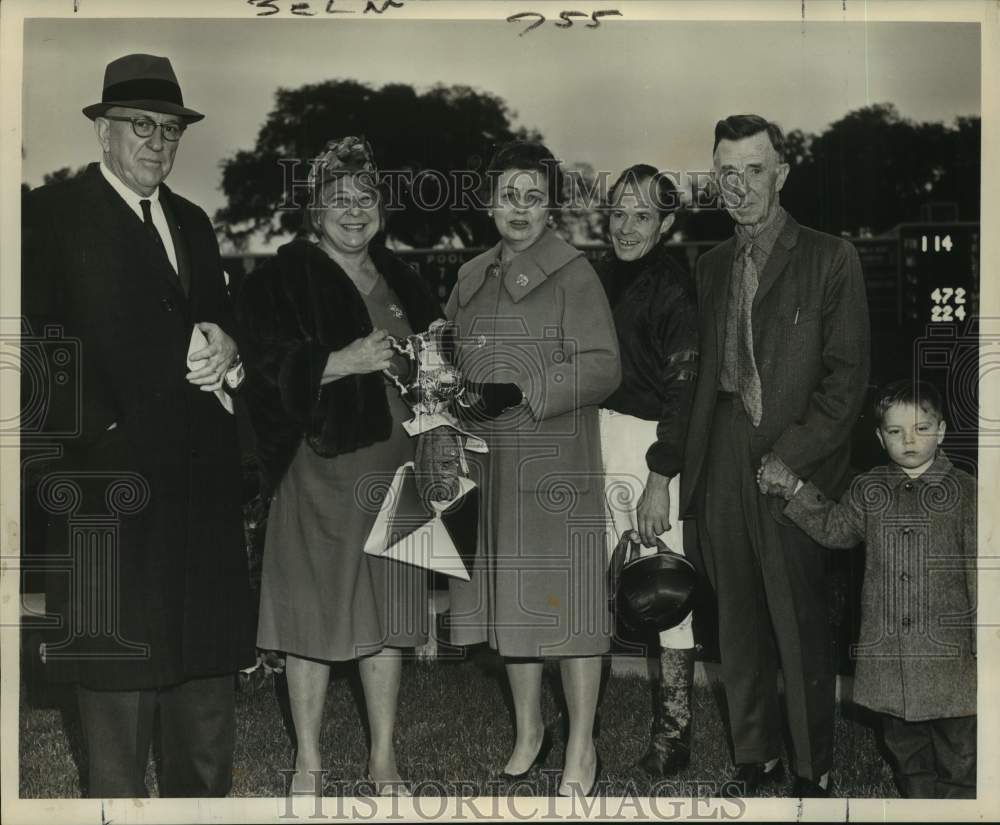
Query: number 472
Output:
[[931, 287, 967, 322]]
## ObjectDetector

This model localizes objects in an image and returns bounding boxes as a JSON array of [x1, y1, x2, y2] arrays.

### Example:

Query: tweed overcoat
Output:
[[444, 229, 622, 657], [680, 214, 871, 519], [21, 163, 254, 690], [786, 453, 977, 721]]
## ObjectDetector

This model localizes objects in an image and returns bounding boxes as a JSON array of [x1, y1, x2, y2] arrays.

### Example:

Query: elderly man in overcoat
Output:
[[679, 114, 870, 797], [22, 53, 254, 798]]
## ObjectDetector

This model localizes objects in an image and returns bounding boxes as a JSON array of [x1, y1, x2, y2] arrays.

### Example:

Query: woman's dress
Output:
[[257, 275, 429, 660]]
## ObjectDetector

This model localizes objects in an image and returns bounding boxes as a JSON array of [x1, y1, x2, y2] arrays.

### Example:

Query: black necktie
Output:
[[139, 198, 171, 265]]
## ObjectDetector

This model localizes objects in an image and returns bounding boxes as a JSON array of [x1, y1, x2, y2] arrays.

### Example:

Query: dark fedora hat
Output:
[[82, 53, 204, 123]]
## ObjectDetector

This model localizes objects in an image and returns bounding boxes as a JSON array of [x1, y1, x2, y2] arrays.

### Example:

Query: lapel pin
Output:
[[515, 273, 529, 287]]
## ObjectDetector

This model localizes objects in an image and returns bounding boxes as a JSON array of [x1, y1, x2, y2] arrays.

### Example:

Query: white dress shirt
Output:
[[100, 162, 244, 401], [100, 162, 178, 273]]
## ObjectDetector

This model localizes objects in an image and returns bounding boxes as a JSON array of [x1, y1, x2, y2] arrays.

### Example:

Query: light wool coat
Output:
[[444, 229, 622, 657]]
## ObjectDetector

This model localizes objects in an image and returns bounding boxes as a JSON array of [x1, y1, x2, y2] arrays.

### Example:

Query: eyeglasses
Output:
[[102, 115, 186, 142]]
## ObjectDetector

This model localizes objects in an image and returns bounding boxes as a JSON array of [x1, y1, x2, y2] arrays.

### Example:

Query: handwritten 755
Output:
[[507, 9, 623, 36]]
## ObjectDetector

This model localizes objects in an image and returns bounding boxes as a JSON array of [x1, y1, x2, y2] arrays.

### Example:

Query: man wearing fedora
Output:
[[22, 53, 254, 797]]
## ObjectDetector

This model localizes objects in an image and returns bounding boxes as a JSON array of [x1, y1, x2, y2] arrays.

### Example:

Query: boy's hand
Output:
[[757, 452, 799, 500]]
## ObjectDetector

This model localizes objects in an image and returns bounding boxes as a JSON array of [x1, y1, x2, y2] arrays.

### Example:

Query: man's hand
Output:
[[187, 321, 238, 392], [636, 470, 672, 547], [757, 452, 799, 500]]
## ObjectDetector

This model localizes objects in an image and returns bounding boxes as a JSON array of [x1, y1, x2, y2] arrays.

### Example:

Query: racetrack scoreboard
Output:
[[899, 222, 980, 474], [900, 222, 979, 332]]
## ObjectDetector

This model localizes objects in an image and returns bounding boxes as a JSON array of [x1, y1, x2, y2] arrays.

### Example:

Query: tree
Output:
[[682, 105, 979, 242], [555, 162, 606, 246], [215, 80, 540, 250], [780, 104, 980, 236], [22, 165, 89, 193]]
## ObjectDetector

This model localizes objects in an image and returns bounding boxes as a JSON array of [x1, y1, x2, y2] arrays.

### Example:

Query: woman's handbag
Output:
[[607, 530, 697, 634]]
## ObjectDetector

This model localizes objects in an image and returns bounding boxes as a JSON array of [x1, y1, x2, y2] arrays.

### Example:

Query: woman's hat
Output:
[[82, 54, 204, 123], [306, 136, 377, 193]]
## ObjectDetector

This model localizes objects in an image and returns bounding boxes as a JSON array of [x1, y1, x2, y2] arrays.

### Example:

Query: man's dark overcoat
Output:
[[22, 163, 254, 690]]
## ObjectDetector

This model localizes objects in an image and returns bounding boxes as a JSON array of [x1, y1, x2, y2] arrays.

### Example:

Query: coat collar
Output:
[[273, 237, 438, 333], [752, 211, 800, 311], [598, 242, 680, 307], [276, 236, 412, 284], [706, 211, 801, 353], [456, 228, 583, 307], [87, 163, 189, 304], [708, 238, 736, 356], [883, 450, 955, 488]]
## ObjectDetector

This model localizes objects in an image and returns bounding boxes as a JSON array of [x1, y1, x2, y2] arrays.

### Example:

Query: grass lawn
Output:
[[19, 647, 897, 798]]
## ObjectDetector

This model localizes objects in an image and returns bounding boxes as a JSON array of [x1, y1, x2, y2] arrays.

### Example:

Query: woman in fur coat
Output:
[[236, 137, 441, 796]]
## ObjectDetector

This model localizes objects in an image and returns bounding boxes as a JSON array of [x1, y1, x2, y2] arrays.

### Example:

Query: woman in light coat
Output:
[[445, 141, 621, 796]]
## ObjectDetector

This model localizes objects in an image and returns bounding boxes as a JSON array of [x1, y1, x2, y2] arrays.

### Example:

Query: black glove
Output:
[[460, 381, 524, 420]]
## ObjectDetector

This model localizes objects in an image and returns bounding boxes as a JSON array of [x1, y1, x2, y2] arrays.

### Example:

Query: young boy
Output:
[[763, 380, 977, 798]]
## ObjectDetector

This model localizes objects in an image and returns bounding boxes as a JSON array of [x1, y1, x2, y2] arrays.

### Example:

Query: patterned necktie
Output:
[[140, 198, 170, 263], [736, 241, 763, 426]]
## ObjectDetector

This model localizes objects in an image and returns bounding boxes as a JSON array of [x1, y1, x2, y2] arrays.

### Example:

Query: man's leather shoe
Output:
[[720, 760, 786, 798], [791, 775, 829, 797]]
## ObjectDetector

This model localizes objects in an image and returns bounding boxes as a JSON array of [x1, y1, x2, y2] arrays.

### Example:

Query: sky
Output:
[[20, 17, 981, 252]]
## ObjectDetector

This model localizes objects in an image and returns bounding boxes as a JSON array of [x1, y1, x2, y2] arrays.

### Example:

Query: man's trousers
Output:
[[696, 393, 835, 780], [76, 673, 236, 797]]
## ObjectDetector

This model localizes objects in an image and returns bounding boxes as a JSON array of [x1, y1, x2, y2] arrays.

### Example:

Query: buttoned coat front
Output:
[[786, 454, 977, 721], [444, 229, 622, 657]]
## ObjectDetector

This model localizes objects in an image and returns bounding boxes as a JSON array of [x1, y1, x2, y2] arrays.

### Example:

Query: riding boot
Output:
[[636, 646, 695, 777]]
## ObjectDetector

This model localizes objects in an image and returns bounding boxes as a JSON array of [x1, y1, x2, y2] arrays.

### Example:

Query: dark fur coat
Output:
[[236, 238, 442, 494]]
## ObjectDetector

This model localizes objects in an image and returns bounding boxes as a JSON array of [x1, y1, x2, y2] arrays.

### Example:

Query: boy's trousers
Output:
[[881, 713, 976, 798]]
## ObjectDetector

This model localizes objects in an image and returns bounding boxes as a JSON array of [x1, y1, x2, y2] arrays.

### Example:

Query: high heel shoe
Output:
[[364, 773, 412, 797], [558, 753, 602, 797], [586, 754, 603, 797], [498, 728, 553, 780]]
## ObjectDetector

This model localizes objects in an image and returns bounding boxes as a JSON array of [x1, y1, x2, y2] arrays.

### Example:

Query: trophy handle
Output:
[[382, 366, 409, 399], [383, 334, 409, 398], [386, 333, 415, 359]]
